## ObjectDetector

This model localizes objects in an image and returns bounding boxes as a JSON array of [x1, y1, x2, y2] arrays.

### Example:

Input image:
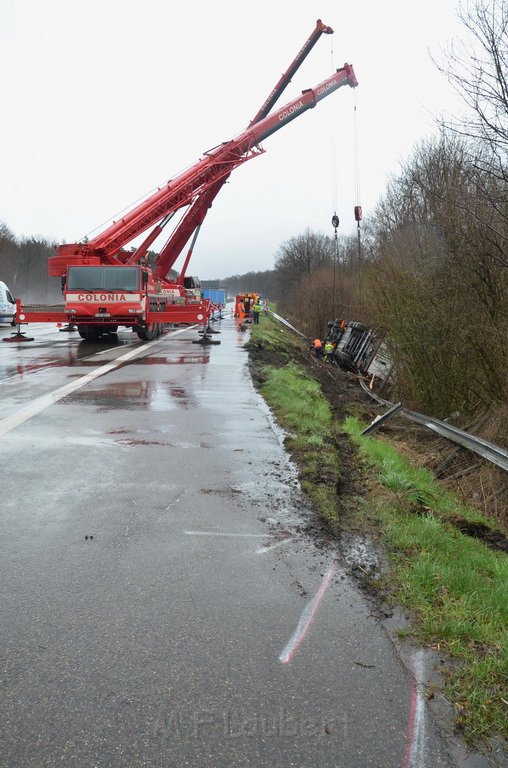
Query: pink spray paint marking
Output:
[[279, 562, 336, 664], [402, 650, 427, 768]]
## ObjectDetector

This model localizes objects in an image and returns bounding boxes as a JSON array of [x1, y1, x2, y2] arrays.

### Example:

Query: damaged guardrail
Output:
[[264, 310, 508, 474], [360, 381, 508, 474], [266, 310, 308, 339]]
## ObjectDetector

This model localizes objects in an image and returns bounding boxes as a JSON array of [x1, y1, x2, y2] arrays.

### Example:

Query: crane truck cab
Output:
[[64, 264, 167, 341], [0, 281, 15, 324]]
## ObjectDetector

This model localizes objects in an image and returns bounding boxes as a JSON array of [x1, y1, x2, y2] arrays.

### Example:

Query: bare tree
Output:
[[439, 1, 508, 165], [367, 136, 508, 415], [436, 0, 508, 245], [275, 229, 334, 283]]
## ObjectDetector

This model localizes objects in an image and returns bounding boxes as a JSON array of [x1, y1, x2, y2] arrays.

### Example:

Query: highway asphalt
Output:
[[0, 317, 462, 767]]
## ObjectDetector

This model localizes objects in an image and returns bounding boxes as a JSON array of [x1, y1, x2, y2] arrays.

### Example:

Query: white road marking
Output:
[[0, 327, 193, 436], [93, 345, 131, 355]]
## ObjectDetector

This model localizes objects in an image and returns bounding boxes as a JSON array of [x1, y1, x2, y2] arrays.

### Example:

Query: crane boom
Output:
[[249, 18, 333, 126], [154, 18, 336, 281], [49, 63, 357, 277]]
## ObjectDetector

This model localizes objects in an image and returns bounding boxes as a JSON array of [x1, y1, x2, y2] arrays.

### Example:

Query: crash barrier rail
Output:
[[264, 310, 508, 474], [359, 378, 508, 473], [266, 310, 308, 339]]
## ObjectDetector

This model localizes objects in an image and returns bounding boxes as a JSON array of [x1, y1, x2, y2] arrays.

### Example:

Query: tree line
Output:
[[0, 227, 176, 304], [0, 224, 60, 303]]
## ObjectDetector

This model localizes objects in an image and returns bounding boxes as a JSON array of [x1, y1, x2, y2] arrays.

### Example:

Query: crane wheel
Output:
[[77, 325, 100, 341], [136, 323, 159, 341]]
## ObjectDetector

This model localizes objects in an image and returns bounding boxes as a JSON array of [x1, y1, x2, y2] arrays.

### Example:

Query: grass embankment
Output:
[[344, 417, 508, 743], [248, 312, 508, 745], [247, 316, 344, 528]]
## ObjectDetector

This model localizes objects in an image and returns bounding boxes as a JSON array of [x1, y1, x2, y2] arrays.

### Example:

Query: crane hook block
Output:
[[331, 214, 339, 229], [354, 205, 362, 222]]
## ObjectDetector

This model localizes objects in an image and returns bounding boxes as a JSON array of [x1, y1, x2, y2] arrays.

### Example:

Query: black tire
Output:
[[136, 323, 158, 341], [77, 325, 100, 341]]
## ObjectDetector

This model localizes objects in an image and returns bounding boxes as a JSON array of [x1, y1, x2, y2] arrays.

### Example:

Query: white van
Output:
[[0, 281, 15, 324]]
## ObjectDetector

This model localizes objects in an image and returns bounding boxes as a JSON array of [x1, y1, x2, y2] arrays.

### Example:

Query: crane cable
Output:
[[329, 34, 339, 222], [353, 86, 363, 305], [353, 87, 361, 215], [328, 34, 363, 233], [329, 35, 339, 318], [327, 36, 363, 311]]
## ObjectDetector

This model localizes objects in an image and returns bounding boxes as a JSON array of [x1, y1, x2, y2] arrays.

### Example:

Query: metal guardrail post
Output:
[[362, 403, 403, 435]]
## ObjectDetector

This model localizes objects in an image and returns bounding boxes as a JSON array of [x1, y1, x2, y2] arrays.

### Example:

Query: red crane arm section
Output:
[[49, 145, 261, 274], [153, 178, 226, 279], [105, 63, 357, 250], [252, 63, 357, 143], [249, 18, 333, 126], [153, 19, 336, 281], [125, 212, 176, 265], [49, 63, 357, 276], [154, 62, 358, 281], [91, 143, 260, 254]]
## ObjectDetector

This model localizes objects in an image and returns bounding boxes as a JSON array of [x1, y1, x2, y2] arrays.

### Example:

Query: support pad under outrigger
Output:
[[3, 323, 34, 342], [193, 324, 221, 345]]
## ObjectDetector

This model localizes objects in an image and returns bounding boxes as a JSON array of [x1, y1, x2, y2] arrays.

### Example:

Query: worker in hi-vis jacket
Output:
[[252, 300, 262, 324]]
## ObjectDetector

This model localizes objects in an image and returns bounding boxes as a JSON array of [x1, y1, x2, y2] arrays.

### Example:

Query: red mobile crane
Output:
[[12, 21, 357, 342], [154, 19, 336, 284]]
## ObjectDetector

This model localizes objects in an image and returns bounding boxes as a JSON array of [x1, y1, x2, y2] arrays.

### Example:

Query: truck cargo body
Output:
[[202, 288, 226, 306]]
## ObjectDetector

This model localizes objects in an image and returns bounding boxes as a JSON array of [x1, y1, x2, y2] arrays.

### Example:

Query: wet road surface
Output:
[[0, 319, 459, 767]]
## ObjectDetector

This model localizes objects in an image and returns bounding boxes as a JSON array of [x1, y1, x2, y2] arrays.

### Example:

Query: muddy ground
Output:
[[248, 336, 365, 524], [248, 330, 508, 556]]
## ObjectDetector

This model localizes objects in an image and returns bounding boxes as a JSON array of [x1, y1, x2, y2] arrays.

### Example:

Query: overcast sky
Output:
[[0, 1, 467, 279]]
